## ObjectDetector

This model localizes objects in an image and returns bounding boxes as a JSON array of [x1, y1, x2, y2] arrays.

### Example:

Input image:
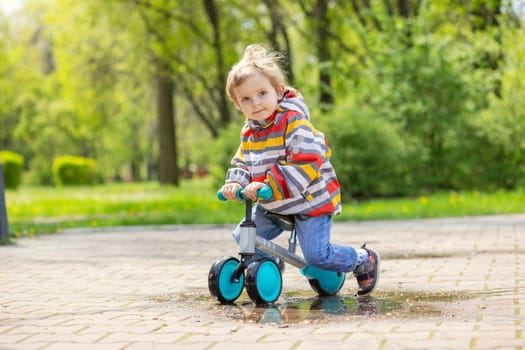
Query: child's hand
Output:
[[244, 182, 266, 201], [219, 182, 242, 200]]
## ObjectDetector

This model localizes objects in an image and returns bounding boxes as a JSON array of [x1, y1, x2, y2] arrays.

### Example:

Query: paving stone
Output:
[[0, 215, 524, 349]]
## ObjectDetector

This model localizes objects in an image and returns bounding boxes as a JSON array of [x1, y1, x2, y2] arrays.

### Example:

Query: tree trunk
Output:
[[0, 163, 9, 241], [263, 0, 294, 84], [203, 0, 231, 126], [156, 69, 179, 186], [397, 0, 410, 18], [315, 0, 334, 112]]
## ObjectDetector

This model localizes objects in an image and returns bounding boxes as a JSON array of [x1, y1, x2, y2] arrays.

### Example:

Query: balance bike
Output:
[[208, 186, 346, 305]]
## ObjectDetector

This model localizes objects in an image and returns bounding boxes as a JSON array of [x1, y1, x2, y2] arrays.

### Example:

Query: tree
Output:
[[131, 1, 180, 185], [2, 0, 524, 196], [203, 0, 231, 126], [297, 0, 335, 111], [262, 0, 295, 84], [155, 70, 178, 185]]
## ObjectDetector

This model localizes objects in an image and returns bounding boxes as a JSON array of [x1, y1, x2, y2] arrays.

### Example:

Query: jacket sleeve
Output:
[[266, 114, 326, 201], [225, 145, 251, 187]]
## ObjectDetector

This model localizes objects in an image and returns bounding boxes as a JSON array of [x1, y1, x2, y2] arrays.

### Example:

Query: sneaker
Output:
[[353, 244, 379, 296]]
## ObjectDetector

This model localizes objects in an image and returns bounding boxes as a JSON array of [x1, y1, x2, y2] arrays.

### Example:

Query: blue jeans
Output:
[[232, 205, 359, 272]]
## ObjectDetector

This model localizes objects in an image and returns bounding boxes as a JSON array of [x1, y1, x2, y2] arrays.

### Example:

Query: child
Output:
[[219, 44, 379, 296]]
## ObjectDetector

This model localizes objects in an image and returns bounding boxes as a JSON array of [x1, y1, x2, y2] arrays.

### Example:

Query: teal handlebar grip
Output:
[[216, 188, 243, 201], [254, 186, 272, 200], [217, 186, 272, 201], [217, 190, 227, 201]]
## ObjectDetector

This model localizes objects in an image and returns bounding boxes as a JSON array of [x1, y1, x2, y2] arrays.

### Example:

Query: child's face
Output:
[[233, 71, 284, 122]]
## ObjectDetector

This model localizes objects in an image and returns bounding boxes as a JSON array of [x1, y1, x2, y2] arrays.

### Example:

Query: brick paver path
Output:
[[1, 215, 524, 349]]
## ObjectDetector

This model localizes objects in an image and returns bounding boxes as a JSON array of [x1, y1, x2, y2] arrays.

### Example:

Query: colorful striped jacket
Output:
[[225, 89, 341, 216]]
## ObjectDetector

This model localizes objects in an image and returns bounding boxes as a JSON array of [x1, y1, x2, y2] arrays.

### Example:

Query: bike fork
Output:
[[231, 199, 257, 283]]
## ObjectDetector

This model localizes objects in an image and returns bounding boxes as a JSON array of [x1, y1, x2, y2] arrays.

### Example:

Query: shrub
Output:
[[52, 155, 97, 186], [0, 150, 24, 189], [23, 156, 55, 186], [322, 106, 411, 199]]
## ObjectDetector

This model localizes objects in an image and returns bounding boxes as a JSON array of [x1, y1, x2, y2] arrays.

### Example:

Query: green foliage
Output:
[[52, 155, 98, 186], [1, 0, 525, 198], [459, 24, 525, 190], [324, 106, 409, 199], [327, 12, 503, 196], [44, 0, 155, 182], [0, 150, 24, 189]]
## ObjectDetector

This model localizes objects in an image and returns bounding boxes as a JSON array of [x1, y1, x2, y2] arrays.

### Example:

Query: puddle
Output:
[[215, 295, 400, 324], [158, 289, 474, 325]]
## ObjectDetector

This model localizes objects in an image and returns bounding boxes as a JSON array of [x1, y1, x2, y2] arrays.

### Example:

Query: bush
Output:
[[322, 106, 411, 199], [442, 24, 525, 191], [23, 156, 55, 186], [52, 155, 98, 186], [332, 24, 493, 195], [0, 150, 24, 189]]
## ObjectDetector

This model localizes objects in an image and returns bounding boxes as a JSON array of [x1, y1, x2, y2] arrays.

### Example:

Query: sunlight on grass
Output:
[[6, 177, 246, 237], [5, 177, 525, 237], [338, 189, 525, 221]]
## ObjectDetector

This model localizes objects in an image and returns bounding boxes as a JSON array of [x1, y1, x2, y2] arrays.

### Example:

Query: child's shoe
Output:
[[353, 244, 379, 296]]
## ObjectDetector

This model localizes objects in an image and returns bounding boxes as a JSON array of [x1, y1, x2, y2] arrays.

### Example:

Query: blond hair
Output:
[[226, 44, 286, 103]]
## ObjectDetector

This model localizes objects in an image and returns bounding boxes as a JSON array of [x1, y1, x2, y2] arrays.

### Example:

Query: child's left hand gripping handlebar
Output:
[[217, 186, 272, 201]]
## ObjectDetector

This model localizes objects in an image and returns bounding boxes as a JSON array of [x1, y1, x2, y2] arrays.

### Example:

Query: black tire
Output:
[[245, 259, 282, 305], [308, 272, 346, 297], [208, 256, 244, 304]]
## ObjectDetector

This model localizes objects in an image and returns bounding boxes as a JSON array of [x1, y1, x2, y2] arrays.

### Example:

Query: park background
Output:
[[1, 0, 525, 239]]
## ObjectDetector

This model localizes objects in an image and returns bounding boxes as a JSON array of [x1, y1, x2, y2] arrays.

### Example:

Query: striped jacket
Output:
[[225, 89, 341, 216]]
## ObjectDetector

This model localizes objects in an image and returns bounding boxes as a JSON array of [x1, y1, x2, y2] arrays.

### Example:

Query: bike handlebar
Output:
[[217, 186, 272, 201]]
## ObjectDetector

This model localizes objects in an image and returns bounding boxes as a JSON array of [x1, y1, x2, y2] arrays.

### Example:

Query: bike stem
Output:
[[231, 199, 256, 283], [231, 197, 308, 282]]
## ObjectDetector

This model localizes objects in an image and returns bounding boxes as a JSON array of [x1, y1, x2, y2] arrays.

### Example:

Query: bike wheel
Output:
[[245, 258, 282, 305], [302, 265, 346, 297], [308, 272, 345, 297], [208, 256, 244, 304]]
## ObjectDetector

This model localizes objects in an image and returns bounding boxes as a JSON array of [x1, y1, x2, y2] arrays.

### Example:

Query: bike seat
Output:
[[264, 211, 295, 231]]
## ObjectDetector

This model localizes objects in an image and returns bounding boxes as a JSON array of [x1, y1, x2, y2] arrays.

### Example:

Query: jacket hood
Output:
[[247, 88, 309, 131], [277, 88, 310, 120]]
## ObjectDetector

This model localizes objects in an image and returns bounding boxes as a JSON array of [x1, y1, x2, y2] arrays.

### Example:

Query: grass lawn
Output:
[[4, 177, 525, 239]]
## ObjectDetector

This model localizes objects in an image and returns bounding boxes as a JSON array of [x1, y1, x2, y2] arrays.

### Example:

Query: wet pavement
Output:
[[0, 215, 524, 349]]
